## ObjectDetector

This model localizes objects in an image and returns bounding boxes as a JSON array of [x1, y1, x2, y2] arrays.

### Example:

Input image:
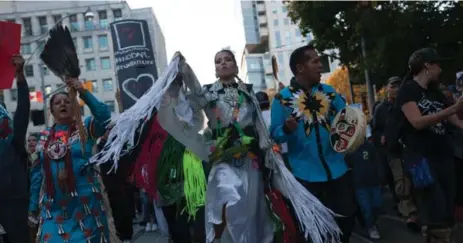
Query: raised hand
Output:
[[11, 54, 25, 77], [65, 77, 84, 92]]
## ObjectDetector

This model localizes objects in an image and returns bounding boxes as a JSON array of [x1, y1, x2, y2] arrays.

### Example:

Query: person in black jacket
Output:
[[372, 76, 419, 231], [345, 135, 384, 240], [98, 124, 137, 243], [0, 54, 31, 243]]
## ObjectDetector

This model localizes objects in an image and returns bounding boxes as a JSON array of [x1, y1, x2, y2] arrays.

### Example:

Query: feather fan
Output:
[[40, 25, 80, 78], [40, 25, 86, 153]]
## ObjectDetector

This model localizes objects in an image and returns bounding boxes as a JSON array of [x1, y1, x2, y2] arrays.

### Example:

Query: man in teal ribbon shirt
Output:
[[270, 44, 356, 242]]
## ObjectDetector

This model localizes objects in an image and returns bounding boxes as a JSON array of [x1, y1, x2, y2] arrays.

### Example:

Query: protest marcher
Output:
[[396, 47, 463, 242], [270, 44, 355, 242], [29, 77, 113, 242], [372, 76, 419, 231], [0, 54, 31, 243], [345, 130, 384, 240]]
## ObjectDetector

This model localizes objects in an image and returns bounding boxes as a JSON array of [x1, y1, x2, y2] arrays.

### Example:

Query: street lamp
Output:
[[84, 7, 94, 21], [357, 1, 375, 115]]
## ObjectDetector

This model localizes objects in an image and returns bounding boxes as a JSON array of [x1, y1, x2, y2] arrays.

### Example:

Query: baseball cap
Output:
[[387, 76, 402, 86], [408, 48, 451, 67]]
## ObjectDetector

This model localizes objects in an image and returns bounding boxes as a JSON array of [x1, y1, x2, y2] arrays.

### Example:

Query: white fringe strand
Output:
[[242, 83, 342, 242], [90, 52, 342, 242], [89, 53, 183, 170]]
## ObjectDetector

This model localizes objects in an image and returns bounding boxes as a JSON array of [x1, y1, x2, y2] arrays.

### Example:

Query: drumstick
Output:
[[272, 55, 285, 92]]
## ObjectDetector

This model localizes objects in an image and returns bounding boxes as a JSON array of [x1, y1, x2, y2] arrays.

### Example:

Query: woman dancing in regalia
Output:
[[92, 50, 341, 243], [29, 78, 112, 242]]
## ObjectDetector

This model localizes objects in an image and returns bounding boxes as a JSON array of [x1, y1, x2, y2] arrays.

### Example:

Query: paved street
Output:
[[132, 194, 463, 243]]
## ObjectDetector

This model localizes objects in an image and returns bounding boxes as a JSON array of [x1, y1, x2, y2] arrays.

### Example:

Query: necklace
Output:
[[222, 82, 240, 106], [43, 124, 77, 198]]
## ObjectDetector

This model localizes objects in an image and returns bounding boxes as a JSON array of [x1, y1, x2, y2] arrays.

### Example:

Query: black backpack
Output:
[[384, 100, 405, 156]]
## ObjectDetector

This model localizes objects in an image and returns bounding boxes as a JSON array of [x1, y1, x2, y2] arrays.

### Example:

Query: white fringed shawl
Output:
[[89, 54, 182, 169], [90, 52, 341, 243]]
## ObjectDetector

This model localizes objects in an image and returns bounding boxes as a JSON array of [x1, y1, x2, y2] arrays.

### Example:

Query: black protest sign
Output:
[[110, 20, 158, 110]]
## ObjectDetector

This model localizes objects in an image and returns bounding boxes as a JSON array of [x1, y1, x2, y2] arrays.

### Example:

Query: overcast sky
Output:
[[127, 0, 245, 84]]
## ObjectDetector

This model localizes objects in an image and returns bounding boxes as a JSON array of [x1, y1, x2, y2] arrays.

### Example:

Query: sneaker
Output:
[[368, 226, 381, 240], [145, 222, 152, 232], [151, 223, 158, 231]]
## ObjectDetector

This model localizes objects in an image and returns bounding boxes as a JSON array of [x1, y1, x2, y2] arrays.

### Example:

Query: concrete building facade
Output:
[[240, 0, 340, 92], [0, 0, 167, 133]]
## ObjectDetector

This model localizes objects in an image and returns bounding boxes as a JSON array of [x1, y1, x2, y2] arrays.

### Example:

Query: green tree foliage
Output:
[[287, 1, 463, 87]]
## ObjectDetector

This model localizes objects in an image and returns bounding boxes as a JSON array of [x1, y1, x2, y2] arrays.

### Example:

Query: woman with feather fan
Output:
[[28, 26, 113, 243], [92, 50, 342, 243]]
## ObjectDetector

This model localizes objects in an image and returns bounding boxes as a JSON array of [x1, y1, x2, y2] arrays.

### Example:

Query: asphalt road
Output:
[[133, 194, 463, 243]]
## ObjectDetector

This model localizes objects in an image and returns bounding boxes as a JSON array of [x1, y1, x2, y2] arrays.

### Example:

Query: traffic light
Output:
[[79, 80, 93, 106]]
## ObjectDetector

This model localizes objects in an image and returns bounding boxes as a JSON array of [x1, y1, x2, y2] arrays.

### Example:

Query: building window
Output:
[[25, 65, 34, 77], [85, 18, 95, 30], [113, 9, 122, 20], [100, 57, 111, 69], [45, 85, 52, 95], [10, 89, 17, 101], [85, 58, 96, 71], [105, 101, 115, 112], [272, 8, 277, 14], [273, 19, 278, 27], [247, 57, 263, 71], [22, 18, 32, 36], [282, 6, 288, 13], [277, 53, 285, 71], [21, 43, 31, 55], [98, 11, 109, 29], [37, 41, 45, 54], [91, 80, 98, 92], [72, 38, 78, 50], [98, 35, 108, 50], [283, 18, 289, 26], [38, 16, 48, 34], [275, 31, 282, 47], [103, 79, 113, 92], [42, 66, 49, 76], [53, 15, 62, 24], [284, 31, 291, 45], [83, 36, 93, 49], [70, 14, 79, 32]]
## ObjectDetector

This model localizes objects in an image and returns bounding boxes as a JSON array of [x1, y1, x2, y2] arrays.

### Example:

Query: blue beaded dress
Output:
[[29, 91, 111, 243]]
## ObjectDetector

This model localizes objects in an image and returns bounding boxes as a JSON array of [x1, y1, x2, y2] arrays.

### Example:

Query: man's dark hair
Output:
[[289, 44, 316, 75]]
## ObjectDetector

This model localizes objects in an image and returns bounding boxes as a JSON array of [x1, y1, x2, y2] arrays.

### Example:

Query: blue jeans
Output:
[[140, 190, 156, 223], [356, 186, 383, 228]]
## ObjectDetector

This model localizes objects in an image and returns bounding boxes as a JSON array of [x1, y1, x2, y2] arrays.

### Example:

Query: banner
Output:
[[110, 19, 158, 110], [0, 21, 21, 90]]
